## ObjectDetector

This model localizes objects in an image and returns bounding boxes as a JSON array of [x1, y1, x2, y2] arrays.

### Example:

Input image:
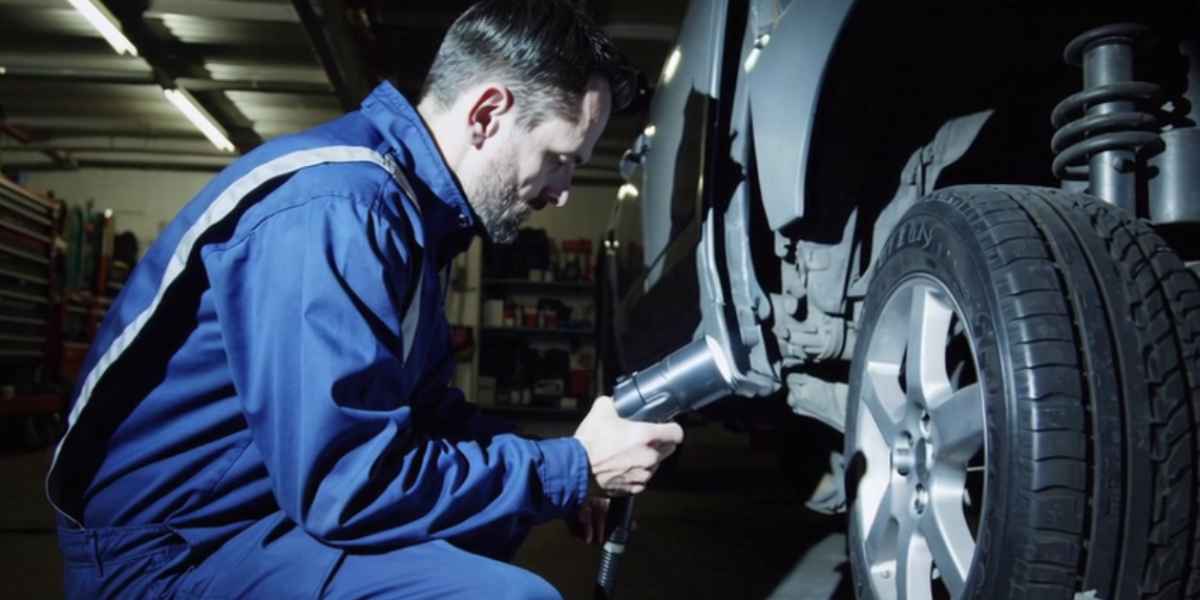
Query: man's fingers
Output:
[[620, 468, 654, 487], [591, 396, 615, 415], [633, 467, 654, 483], [633, 448, 660, 471], [653, 442, 678, 462], [650, 422, 684, 445]]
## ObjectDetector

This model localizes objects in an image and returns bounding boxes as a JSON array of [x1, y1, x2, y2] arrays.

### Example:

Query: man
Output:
[[47, 2, 682, 598]]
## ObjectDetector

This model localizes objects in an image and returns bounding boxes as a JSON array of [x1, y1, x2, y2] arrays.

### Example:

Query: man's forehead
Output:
[[527, 78, 610, 154]]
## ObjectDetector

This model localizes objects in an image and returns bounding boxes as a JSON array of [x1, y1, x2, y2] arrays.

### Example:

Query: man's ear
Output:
[[467, 84, 514, 148]]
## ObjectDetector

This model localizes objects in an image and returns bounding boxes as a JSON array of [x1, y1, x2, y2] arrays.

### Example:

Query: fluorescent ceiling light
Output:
[[662, 47, 682, 84], [66, 0, 139, 56], [162, 88, 236, 153]]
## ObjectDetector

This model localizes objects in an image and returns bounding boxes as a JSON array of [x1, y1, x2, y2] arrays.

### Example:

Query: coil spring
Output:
[[1051, 24, 1162, 180]]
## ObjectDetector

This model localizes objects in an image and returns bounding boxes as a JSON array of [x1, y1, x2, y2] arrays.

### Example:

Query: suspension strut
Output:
[[1051, 23, 1162, 213]]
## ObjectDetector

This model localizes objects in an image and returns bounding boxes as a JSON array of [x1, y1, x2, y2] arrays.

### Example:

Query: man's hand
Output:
[[573, 396, 684, 496], [568, 496, 610, 544]]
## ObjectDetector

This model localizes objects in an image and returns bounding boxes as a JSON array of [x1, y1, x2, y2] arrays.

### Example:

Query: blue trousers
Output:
[[58, 512, 561, 599]]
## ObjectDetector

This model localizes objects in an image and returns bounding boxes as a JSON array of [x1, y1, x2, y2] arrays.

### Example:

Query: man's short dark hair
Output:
[[420, 0, 637, 128]]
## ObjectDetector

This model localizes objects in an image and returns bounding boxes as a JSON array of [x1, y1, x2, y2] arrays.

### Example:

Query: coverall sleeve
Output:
[[202, 181, 589, 549], [434, 386, 520, 439]]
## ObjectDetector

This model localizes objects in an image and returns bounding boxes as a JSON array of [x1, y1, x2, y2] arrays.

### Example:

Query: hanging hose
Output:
[[593, 496, 635, 600]]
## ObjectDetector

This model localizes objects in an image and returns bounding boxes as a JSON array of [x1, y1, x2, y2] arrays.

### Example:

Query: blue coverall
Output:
[[46, 82, 590, 599]]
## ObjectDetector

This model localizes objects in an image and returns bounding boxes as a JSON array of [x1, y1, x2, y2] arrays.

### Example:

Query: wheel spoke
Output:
[[922, 487, 976, 596], [906, 285, 954, 408], [896, 516, 934, 600], [866, 360, 904, 442], [929, 383, 984, 463], [860, 483, 903, 600], [864, 484, 898, 566]]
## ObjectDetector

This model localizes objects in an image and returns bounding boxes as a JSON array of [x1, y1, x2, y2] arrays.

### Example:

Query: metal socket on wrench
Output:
[[611, 335, 735, 423]]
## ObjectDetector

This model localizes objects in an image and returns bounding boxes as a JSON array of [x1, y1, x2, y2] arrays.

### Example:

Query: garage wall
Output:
[[521, 184, 617, 246], [448, 184, 618, 404], [25, 166, 616, 403], [449, 182, 617, 327], [22, 168, 211, 256], [24, 168, 618, 254]]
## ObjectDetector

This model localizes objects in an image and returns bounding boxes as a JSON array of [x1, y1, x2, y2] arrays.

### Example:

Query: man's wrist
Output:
[[572, 435, 601, 493], [533, 437, 591, 517]]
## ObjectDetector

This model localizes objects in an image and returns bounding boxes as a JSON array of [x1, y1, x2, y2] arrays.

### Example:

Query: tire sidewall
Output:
[[846, 197, 1013, 599]]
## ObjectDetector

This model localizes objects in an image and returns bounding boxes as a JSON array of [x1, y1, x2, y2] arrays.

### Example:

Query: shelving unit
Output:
[[0, 176, 62, 417], [480, 326, 593, 339], [481, 278, 594, 295], [59, 209, 119, 382], [474, 276, 597, 418]]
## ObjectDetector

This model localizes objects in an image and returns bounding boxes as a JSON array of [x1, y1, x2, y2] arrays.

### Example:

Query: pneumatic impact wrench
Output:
[[593, 335, 736, 600]]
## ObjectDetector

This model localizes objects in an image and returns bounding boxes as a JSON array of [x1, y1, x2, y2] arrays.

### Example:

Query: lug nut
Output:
[[913, 484, 929, 515]]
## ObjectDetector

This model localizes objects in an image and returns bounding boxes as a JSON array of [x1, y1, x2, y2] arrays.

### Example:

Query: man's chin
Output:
[[474, 196, 530, 244], [483, 218, 524, 244]]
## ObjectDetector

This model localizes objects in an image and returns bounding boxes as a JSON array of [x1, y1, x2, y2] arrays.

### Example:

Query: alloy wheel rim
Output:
[[852, 275, 987, 600]]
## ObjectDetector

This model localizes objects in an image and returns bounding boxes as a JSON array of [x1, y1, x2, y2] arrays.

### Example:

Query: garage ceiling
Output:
[[0, 0, 685, 184]]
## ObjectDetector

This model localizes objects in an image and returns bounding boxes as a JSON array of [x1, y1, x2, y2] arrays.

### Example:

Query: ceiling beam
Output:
[[292, 0, 372, 111], [18, 128, 213, 142], [0, 67, 334, 95], [1, 121, 77, 169], [603, 22, 677, 43], [7, 158, 231, 173], [363, 7, 676, 42], [99, 0, 263, 152], [145, 0, 299, 23], [21, 136, 232, 158]]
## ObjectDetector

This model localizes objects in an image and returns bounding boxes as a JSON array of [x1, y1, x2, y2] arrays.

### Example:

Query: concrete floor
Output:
[[0, 416, 851, 599]]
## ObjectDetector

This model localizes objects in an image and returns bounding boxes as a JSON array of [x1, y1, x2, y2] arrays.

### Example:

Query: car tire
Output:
[[845, 185, 1199, 599]]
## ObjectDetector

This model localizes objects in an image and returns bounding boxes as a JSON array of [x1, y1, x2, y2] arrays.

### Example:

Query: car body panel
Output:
[[746, 0, 854, 231], [635, 0, 726, 290]]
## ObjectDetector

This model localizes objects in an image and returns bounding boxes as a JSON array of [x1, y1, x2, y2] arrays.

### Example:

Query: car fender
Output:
[[747, 0, 856, 231]]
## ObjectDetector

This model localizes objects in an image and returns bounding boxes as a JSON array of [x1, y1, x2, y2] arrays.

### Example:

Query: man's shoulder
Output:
[[192, 111, 422, 246], [221, 158, 418, 253], [282, 160, 397, 201]]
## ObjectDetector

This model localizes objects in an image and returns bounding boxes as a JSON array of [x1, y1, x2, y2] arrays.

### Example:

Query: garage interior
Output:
[[0, 1, 851, 598]]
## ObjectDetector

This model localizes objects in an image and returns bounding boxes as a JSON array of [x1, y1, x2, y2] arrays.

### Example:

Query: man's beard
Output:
[[466, 154, 529, 244]]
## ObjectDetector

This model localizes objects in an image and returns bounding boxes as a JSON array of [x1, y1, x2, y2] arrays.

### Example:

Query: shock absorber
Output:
[[1051, 23, 1162, 213]]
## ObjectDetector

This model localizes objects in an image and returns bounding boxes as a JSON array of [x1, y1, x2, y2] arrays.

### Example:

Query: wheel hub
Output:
[[912, 414, 935, 483], [893, 418, 937, 478], [892, 432, 914, 476]]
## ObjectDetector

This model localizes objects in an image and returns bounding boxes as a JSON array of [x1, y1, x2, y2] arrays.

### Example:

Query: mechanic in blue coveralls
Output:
[[46, 1, 683, 597]]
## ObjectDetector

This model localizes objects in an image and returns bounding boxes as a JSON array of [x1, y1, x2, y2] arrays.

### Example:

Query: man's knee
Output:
[[322, 539, 562, 600], [455, 560, 562, 600]]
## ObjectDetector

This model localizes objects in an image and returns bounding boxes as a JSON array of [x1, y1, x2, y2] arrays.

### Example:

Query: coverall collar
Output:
[[360, 81, 479, 264]]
